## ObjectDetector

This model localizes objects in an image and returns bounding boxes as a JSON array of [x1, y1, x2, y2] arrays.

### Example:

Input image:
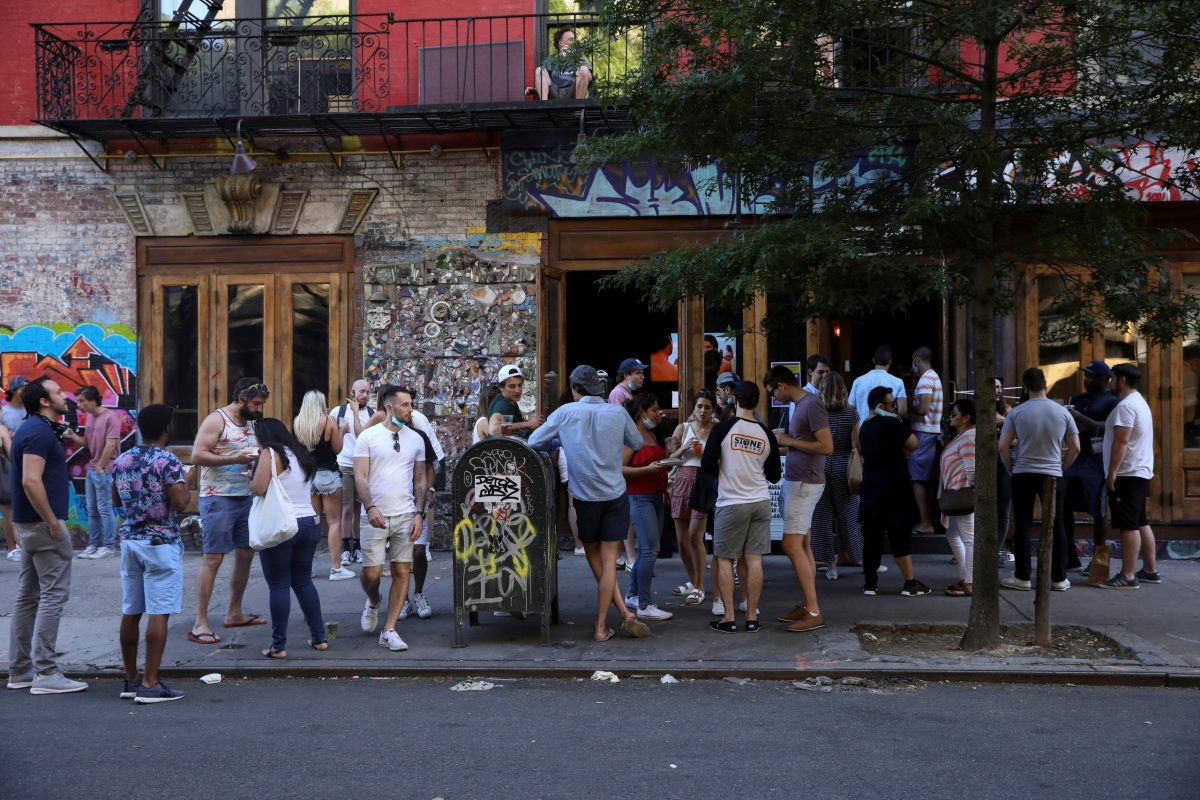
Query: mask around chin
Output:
[[643, 416, 658, 430]]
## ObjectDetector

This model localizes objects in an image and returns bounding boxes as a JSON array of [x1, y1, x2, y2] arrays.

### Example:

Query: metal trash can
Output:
[[451, 436, 559, 646]]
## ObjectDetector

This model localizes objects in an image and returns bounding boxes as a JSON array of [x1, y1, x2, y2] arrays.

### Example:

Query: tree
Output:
[[584, 0, 1200, 649]]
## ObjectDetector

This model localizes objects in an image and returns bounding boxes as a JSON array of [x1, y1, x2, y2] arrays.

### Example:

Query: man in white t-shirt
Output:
[[700, 381, 782, 634], [331, 379, 375, 565], [402, 408, 444, 620], [848, 345, 908, 423], [1099, 363, 1159, 589], [908, 346, 943, 534], [353, 385, 429, 652]]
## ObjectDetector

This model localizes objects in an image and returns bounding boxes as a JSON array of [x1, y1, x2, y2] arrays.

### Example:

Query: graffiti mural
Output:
[[0, 323, 138, 529]]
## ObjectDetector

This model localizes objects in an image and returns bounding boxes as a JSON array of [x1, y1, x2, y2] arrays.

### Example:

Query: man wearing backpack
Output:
[[331, 380, 375, 565]]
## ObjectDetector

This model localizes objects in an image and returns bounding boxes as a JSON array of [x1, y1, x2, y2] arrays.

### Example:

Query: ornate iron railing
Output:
[[32, 13, 644, 124], [33, 14, 393, 121]]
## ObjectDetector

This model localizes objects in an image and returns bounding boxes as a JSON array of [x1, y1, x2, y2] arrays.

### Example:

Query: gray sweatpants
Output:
[[9, 520, 73, 677]]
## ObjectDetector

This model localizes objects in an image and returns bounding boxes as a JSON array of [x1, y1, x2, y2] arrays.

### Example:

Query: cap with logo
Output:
[[496, 364, 524, 383], [569, 365, 607, 396], [715, 372, 740, 387], [1081, 359, 1112, 379], [618, 357, 649, 375]]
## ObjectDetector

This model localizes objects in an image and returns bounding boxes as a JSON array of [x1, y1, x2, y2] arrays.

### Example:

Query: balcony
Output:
[[31, 12, 638, 143]]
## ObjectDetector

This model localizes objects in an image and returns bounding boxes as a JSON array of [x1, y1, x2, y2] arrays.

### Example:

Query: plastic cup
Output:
[[324, 620, 338, 641], [692, 442, 703, 455], [501, 414, 514, 436]]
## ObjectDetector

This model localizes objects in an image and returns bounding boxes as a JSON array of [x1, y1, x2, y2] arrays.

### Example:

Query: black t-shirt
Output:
[[1068, 390, 1118, 458], [857, 414, 917, 528]]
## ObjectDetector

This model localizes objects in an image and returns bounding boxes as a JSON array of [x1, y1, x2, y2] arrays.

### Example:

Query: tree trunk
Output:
[[1034, 476, 1056, 647]]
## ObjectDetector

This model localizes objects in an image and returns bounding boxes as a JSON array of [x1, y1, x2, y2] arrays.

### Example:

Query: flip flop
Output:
[[593, 628, 615, 643], [186, 631, 221, 645], [262, 647, 286, 659], [223, 614, 267, 629]]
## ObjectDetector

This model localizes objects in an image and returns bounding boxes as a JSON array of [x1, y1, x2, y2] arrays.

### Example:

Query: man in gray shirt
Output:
[[998, 367, 1080, 591]]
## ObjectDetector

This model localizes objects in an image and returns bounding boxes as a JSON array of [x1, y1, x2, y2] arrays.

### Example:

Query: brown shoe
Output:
[[944, 581, 972, 597], [620, 616, 650, 638], [776, 604, 808, 623], [786, 611, 826, 633]]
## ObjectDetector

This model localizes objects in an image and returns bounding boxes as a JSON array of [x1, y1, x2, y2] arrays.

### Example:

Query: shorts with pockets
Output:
[[340, 465, 357, 506], [1110, 476, 1149, 531], [573, 495, 631, 544], [360, 513, 415, 566], [783, 480, 825, 534], [120, 539, 184, 615], [198, 495, 252, 554], [714, 500, 772, 559]]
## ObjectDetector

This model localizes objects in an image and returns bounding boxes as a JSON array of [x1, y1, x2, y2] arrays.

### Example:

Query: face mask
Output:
[[875, 407, 898, 419], [391, 415, 406, 428], [912, 362, 920, 374], [643, 416, 658, 430]]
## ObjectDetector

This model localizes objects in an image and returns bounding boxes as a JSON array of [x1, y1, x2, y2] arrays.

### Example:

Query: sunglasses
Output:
[[392, 430, 401, 452]]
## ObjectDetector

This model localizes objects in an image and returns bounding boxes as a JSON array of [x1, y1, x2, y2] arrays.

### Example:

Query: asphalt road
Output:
[[2, 678, 1197, 800]]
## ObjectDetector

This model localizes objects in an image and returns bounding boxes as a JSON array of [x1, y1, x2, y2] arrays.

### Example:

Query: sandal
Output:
[[262, 647, 286, 659], [673, 582, 695, 596], [944, 581, 973, 597], [308, 640, 329, 651], [685, 588, 705, 605]]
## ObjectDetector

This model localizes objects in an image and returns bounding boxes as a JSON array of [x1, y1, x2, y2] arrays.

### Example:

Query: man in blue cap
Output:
[[608, 357, 649, 406], [1064, 360, 1119, 580]]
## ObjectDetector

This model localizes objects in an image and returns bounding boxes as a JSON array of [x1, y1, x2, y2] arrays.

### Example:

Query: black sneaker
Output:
[[134, 680, 185, 704], [744, 620, 762, 633], [119, 679, 141, 699], [862, 586, 878, 596], [1098, 573, 1139, 590], [901, 579, 932, 596], [1135, 568, 1162, 584]]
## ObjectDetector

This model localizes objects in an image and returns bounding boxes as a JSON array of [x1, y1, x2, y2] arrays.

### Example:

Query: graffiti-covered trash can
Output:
[[452, 436, 559, 646]]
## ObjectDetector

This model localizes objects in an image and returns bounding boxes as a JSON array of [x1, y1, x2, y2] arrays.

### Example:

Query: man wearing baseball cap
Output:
[[3, 376, 29, 434], [715, 372, 740, 420], [530, 365, 651, 642], [486, 364, 543, 438], [1064, 360, 1119, 580], [608, 357, 649, 406]]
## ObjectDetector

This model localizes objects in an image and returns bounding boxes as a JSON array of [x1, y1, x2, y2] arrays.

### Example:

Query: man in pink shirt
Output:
[[608, 358, 648, 406], [76, 386, 123, 559]]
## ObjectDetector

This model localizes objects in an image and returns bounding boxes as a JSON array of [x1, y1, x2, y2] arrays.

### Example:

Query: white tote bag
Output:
[[249, 449, 299, 551]]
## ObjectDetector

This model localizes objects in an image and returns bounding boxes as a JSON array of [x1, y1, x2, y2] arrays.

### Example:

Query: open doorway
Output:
[[564, 271, 680, 410], [829, 296, 945, 392]]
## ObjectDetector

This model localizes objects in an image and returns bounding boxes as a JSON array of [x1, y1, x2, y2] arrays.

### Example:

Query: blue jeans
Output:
[[85, 470, 118, 549], [627, 493, 664, 607], [257, 516, 324, 650]]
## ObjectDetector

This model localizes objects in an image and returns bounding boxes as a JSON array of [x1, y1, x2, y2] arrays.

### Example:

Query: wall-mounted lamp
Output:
[[230, 120, 257, 175]]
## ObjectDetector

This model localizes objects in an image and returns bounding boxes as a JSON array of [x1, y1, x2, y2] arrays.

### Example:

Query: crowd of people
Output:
[[2, 343, 1161, 697]]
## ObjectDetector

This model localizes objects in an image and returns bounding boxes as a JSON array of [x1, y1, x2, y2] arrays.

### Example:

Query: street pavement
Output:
[[1, 546, 1199, 681], [2, 678, 1198, 800]]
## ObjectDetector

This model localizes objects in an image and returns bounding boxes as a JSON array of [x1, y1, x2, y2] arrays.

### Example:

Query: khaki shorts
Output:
[[340, 465, 356, 506], [783, 480, 825, 534], [360, 513, 415, 567], [714, 500, 772, 559]]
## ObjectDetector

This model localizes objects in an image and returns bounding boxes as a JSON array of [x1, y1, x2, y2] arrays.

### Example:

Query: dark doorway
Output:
[[564, 271, 679, 410], [832, 296, 944, 392]]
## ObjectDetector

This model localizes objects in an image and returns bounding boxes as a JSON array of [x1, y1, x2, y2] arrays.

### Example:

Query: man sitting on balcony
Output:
[[534, 27, 592, 100]]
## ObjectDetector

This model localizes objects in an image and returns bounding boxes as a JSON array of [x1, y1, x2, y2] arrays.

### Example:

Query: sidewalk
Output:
[[2, 547, 1199, 685]]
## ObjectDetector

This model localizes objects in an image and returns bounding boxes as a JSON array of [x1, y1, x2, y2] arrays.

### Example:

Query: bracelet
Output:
[[366, 505, 377, 512]]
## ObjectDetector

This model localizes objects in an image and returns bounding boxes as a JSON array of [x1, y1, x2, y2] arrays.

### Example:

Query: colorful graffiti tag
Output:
[[1, 323, 138, 528]]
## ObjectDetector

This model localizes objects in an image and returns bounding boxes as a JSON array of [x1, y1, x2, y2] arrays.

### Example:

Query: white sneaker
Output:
[[574, 547, 586, 556], [876, 564, 888, 574], [711, 597, 725, 616], [736, 599, 747, 612], [398, 600, 413, 620], [354, 550, 363, 564], [29, 673, 88, 695], [329, 566, 356, 581], [77, 545, 97, 559], [360, 601, 379, 633], [92, 546, 114, 558], [5, 547, 20, 562], [636, 604, 674, 621], [1051, 579, 1071, 592], [340, 551, 352, 567], [378, 629, 408, 651], [414, 593, 433, 619], [1001, 576, 1033, 591], [624, 595, 640, 610]]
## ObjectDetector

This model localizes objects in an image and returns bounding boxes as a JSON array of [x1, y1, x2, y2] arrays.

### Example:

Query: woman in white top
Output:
[[666, 390, 718, 604], [250, 418, 328, 659]]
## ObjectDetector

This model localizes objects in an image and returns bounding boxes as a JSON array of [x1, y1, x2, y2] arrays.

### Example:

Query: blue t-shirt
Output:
[[10, 416, 70, 523], [113, 445, 187, 543]]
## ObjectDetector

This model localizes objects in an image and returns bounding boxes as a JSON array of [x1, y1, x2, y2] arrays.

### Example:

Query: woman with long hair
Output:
[[621, 392, 672, 621], [250, 418, 328, 659], [293, 390, 350, 581], [941, 398, 977, 596], [666, 389, 717, 604], [810, 373, 862, 580]]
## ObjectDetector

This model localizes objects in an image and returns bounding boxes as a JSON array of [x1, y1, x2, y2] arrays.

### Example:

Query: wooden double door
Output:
[[137, 236, 355, 445]]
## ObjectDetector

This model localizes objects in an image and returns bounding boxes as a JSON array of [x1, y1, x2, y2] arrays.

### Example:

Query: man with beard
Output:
[[1063, 361, 1119, 577], [188, 378, 269, 645]]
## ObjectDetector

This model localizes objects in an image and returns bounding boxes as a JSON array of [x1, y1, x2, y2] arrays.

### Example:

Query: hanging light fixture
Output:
[[230, 120, 257, 175]]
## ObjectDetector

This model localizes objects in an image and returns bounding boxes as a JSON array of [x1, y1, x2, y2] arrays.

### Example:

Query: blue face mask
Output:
[[875, 407, 898, 419], [391, 415, 406, 428]]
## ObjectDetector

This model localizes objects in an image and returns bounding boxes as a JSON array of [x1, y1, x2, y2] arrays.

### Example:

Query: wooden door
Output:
[[538, 265, 565, 414], [1168, 264, 1200, 521]]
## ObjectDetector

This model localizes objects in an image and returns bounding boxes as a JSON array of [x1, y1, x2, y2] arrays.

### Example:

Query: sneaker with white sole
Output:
[[5, 547, 21, 562], [354, 550, 363, 564], [29, 673, 88, 695], [1135, 568, 1162, 584], [360, 601, 379, 633], [6, 674, 34, 690], [1000, 576, 1032, 591], [119, 679, 141, 699], [711, 597, 725, 616], [92, 546, 114, 558], [398, 600, 413, 620], [340, 550, 352, 567], [414, 593, 433, 619], [624, 595, 640, 610], [329, 566, 356, 581], [134, 681, 184, 704], [636, 604, 674, 621], [379, 629, 408, 651], [1051, 579, 1071, 592], [1098, 573, 1139, 590], [77, 545, 97, 559]]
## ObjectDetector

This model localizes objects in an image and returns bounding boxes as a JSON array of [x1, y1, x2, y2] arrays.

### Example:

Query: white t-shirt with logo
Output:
[[1103, 391, 1154, 480], [353, 424, 426, 516], [332, 404, 375, 469], [716, 418, 774, 507]]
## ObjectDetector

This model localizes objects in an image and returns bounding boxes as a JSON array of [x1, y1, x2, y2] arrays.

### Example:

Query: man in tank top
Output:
[[187, 378, 270, 645]]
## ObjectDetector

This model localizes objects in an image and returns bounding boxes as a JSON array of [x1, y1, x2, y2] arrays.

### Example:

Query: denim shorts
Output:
[[198, 494, 252, 554], [312, 469, 342, 497], [120, 538, 184, 615]]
